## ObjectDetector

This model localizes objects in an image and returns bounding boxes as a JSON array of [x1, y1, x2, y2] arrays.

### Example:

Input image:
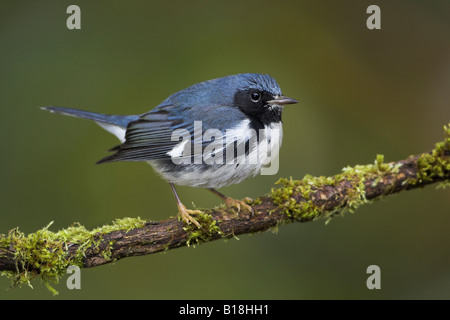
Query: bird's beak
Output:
[[267, 95, 298, 106]]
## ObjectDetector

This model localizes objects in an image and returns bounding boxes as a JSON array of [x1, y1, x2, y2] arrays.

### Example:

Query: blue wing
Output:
[[97, 104, 249, 163]]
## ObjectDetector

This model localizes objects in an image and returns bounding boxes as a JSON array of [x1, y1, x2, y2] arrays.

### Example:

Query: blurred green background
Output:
[[1, 0, 449, 299]]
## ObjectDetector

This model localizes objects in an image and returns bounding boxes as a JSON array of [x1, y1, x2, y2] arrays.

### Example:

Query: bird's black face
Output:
[[234, 88, 297, 126], [234, 89, 280, 125]]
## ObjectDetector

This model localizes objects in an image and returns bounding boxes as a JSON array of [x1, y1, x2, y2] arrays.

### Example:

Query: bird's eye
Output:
[[250, 91, 261, 102]]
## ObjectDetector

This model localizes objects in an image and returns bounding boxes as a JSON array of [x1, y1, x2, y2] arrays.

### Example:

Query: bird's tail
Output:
[[41, 106, 141, 144], [41, 106, 139, 128]]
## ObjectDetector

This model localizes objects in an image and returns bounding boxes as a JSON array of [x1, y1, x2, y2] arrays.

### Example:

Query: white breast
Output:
[[253, 122, 283, 168], [149, 121, 283, 188]]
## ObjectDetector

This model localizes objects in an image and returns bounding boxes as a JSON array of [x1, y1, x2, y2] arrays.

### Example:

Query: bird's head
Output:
[[230, 73, 297, 124], [163, 73, 297, 125]]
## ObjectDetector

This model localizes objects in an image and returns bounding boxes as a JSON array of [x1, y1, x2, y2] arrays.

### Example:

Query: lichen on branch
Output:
[[0, 217, 147, 294]]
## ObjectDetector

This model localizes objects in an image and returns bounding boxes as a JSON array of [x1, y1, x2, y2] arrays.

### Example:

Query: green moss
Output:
[[0, 217, 147, 295], [248, 197, 262, 205], [183, 212, 223, 246], [271, 177, 318, 221], [270, 153, 404, 222], [437, 180, 450, 189], [270, 124, 450, 222], [412, 124, 450, 185]]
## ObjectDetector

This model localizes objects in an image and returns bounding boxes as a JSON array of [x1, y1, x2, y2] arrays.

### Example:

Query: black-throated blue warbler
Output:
[[42, 73, 297, 228]]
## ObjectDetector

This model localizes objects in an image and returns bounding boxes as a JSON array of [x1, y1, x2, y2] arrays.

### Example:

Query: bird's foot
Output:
[[177, 203, 202, 228], [224, 197, 254, 215]]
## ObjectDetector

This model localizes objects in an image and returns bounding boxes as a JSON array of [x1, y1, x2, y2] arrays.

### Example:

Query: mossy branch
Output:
[[1, 124, 449, 293]]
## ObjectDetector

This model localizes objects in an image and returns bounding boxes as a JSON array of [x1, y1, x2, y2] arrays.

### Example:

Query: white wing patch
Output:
[[167, 139, 189, 157]]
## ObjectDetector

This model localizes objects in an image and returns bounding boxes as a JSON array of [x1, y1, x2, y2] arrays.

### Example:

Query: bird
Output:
[[42, 73, 298, 228]]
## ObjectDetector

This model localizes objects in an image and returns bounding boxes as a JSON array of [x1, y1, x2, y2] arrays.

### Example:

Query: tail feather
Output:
[[41, 106, 139, 128]]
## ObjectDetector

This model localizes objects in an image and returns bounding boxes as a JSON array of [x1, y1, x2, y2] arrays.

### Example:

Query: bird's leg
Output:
[[208, 188, 254, 215], [169, 183, 202, 228]]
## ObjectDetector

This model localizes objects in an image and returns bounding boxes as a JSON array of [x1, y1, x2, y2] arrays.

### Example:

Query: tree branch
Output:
[[1, 124, 449, 292]]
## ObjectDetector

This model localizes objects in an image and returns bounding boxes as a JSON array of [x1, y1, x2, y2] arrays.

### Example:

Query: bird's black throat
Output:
[[234, 89, 283, 127]]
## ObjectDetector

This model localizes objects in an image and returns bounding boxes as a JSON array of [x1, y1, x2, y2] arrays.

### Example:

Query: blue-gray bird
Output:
[[42, 73, 297, 227]]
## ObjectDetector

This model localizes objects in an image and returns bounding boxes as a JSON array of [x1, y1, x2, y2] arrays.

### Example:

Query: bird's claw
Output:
[[177, 203, 202, 228], [225, 197, 254, 215]]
